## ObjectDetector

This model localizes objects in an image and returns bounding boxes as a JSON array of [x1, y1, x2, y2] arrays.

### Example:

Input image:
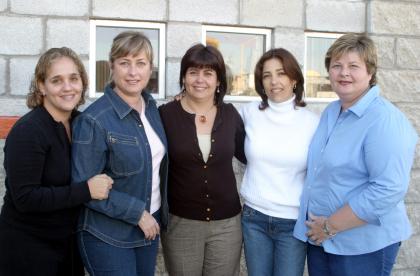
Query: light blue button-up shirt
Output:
[[294, 85, 418, 255]]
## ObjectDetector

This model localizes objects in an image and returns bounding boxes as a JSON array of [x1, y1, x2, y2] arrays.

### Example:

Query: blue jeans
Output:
[[241, 204, 306, 276], [307, 242, 401, 276]]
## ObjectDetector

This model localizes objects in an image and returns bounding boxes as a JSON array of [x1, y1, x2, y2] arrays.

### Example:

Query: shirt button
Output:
[[198, 152, 201, 156], [206, 217, 210, 221], [211, 139, 215, 143], [206, 194, 209, 198], [206, 208, 211, 212], [204, 165, 207, 169], [204, 180, 208, 183], [209, 154, 213, 158], [138, 124, 142, 128]]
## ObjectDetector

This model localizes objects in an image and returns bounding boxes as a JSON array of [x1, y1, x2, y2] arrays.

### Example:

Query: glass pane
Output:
[[305, 36, 337, 98], [206, 31, 266, 97], [96, 26, 160, 94]]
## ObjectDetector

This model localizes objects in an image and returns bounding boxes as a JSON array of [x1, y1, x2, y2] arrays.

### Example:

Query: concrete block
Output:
[[396, 103, 420, 136], [0, 58, 5, 95], [165, 60, 181, 98], [406, 169, 420, 204], [241, 0, 303, 28], [370, 1, 420, 35], [167, 22, 202, 58], [395, 234, 420, 269], [0, 0, 7, 11], [274, 28, 305, 65], [406, 203, 420, 236], [370, 36, 395, 69], [93, 0, 167, 21], [11, 0, 88, 16], [397, 38, 420, 70], [0, 98, 29, 116], [392, 269, 417, 276], [10, 57, 39, 96], [0, 16, 42, 55], [306, 0, 365, 32], [169, 0, 238, 24], [377, 70, 420, 103], [47, 19, 89, 55]]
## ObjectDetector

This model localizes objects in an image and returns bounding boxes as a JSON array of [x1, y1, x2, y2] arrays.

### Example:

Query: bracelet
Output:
[[322, 220, 336, 237]]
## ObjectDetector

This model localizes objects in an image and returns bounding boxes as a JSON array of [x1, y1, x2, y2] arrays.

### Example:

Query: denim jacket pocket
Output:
[[108, 131, 145, 176]]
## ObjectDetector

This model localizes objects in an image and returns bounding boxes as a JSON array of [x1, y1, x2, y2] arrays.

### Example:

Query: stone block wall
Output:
[[0, 0, 419, 275]]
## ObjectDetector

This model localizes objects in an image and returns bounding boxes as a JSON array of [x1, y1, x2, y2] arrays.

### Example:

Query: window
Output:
[[304, 32, 341, 100], [202, 25, 271, 101], [89, 20, 166, 98]]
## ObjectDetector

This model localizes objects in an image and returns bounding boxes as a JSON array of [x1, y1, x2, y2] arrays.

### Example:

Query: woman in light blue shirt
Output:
[[293, 33, 418, 276]]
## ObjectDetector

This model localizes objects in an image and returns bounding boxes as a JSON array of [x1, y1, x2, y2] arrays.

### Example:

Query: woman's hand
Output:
[[87, 174, 113, 200], [305, 213, 329, 245], [138, 210, 160, 240]]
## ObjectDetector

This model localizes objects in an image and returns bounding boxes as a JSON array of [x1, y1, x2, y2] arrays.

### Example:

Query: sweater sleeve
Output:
[[232, 104, 247, 164], [4, 122, 91, 213]]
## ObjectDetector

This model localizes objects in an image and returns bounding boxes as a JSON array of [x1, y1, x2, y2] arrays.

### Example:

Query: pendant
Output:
[[199, 115, 207, 123]]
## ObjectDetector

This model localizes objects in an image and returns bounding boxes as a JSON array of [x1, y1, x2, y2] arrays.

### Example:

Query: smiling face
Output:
[[111, 50, 152, 100], [328, 51, 372, 109], [39, 57, 83, 119], [262, 58, 296, 103], [183, 67, 220, 103]]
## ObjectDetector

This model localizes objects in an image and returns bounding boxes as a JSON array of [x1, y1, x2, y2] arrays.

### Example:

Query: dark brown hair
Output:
[[27, 47, 88, 109], [254, 48, 306, 110], [179, 44, 227, 106]]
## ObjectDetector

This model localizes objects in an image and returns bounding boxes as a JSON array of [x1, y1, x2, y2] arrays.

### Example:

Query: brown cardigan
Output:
[[159, 100, 246, 221]]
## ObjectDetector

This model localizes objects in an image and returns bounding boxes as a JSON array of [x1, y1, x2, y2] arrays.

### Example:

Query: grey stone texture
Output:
[[371, 36, 395, 69], [92, 0, 167, 21], [370, 1, 420, 35], [169, 0, 238, 24], [406, 170, 420, 204], [47, 19, 90, 55], [0, 58, 5, 95], [377, 70, 420, 102], [0, 98, 28, 116], [0, 16, 43, 55], [167, 23, 202, 58], [165, 60, 181, 98], [0, 0, 7, 11], [395, 234, 420, 270], [11, 0, 88, 16], [241, 0, 303, 28], [306, 0, 365, 32], [397, 38, 420, 70], [10, 57, 38, 96], [273, 28, 305, 65]]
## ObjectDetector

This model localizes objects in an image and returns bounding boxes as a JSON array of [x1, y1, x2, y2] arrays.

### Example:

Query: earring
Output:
[[293, 84, 297, 91], [216, 86, 220, 94], [262, 89, 266, 94]]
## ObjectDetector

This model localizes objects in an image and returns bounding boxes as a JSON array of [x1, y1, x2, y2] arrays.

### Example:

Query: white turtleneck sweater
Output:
[[239, 96, 319, 219]]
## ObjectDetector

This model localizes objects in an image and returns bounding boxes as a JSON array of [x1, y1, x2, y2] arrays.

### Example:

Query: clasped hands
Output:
[[305, 213, 330, 245]]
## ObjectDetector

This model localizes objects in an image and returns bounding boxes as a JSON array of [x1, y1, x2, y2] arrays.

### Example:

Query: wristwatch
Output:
[[322, 220, 336, 237]]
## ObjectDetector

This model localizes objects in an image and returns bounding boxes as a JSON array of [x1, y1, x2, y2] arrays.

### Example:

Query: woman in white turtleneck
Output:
[[240, 48, 319, 276]]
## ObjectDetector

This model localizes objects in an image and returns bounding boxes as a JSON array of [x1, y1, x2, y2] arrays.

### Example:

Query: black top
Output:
[[159, 101, 246, 221], [0, 106, 91, 240]]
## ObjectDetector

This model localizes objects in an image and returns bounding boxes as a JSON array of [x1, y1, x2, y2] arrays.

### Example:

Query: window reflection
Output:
[[206, 31, 268, 97]]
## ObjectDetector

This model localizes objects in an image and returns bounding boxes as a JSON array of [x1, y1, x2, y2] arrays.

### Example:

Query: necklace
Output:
[[182, 98, 215, 123]]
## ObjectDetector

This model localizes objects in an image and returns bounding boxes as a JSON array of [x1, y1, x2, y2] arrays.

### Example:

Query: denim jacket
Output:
[[71, 85, 168, 248]]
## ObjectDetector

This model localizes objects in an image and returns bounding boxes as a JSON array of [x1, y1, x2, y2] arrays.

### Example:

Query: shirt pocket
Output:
[[108, 131, 145, 176]]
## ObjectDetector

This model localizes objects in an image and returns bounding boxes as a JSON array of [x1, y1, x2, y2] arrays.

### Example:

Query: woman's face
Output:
[[39, 57, 83, 116], [183, 67, 219, 102], [328, 51, 372, 108], [111, 50, 152, 99], [262, 58, 296, 103]]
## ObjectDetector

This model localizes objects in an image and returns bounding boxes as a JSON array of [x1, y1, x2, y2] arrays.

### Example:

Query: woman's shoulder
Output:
[[158, 99, 180, 114], [296, 106, 320, 123]]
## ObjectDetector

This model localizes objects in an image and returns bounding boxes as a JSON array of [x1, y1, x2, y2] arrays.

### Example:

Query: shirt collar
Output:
[[104, 84, 153, 120], [346, 85, 380, 118]]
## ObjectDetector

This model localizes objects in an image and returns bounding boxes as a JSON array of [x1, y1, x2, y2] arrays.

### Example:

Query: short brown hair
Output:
[[254, 48, 306, 110], [179, 44, 227, 106], [325, 33, 377, 86], [27, 47, 88, 109]]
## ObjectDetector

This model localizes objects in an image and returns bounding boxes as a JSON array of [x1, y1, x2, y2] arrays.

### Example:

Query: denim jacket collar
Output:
[[104, 84, 155, 120]]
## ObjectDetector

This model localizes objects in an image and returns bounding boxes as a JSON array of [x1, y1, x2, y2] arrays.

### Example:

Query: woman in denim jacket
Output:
[[71, 31, 168, 276]]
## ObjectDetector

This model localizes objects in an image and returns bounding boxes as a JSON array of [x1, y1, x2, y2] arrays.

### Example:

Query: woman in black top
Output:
[[159, 44, 246, 276], [0, 47, 113, 276]]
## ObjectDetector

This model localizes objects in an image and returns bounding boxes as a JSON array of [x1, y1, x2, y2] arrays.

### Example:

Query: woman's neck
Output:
[[182, 94, 215, 114]]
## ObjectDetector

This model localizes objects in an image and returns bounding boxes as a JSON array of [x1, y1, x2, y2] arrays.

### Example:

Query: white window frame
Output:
[[304, 32, 342, 102], [89, 20, 166, 99], [202, 25, 272, 102]]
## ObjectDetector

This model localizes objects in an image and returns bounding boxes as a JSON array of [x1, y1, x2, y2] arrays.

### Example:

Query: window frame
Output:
[[89, 19, 166, 99], [304, 32, 342, 102], [202, 25, 272, 102]]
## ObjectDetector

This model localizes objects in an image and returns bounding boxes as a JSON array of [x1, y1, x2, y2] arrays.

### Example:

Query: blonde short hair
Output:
[[27, 47, 88, 109], [325, 33, 377, 86], [109, 31, 153, 65]]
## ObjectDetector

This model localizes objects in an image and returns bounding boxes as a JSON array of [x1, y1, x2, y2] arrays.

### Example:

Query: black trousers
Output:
[[0, 219, 84, 276]]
